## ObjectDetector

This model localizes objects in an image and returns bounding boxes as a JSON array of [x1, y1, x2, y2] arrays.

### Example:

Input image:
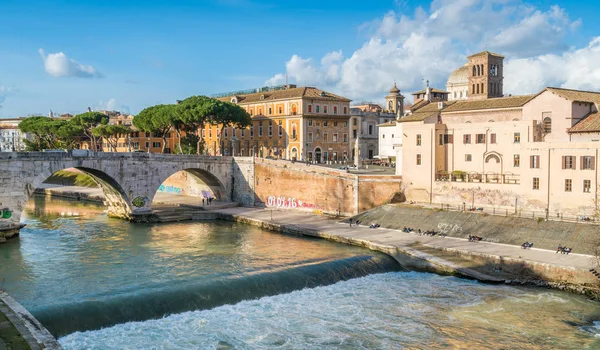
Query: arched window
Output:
[[485, 154, 500, 163], [389, 101, 393, 110], [473, 66, 477, 76], [481, 83, 484, 94], [476, 84, 480, 94], [543, 117, 552, 133], [472, 84, 475, 94]]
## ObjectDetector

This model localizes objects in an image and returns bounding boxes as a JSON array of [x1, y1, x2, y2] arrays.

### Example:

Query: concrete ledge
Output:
[[0, 290, 61, 349], [0, 222, 25, 243]]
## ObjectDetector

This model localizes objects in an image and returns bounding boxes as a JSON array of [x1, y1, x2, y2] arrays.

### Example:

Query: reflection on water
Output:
[[2, 197, 397, 336], [60, 272, 600, 350]]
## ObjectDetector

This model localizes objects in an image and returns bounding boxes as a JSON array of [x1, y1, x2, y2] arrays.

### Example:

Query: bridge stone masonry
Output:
[[0, 151, 256, 230]]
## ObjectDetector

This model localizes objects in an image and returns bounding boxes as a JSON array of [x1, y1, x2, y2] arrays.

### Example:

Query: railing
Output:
[[436, 172, 520, 185], [412, 201, 598, 225]]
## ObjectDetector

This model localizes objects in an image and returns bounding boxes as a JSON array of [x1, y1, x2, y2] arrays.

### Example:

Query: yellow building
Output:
[[208, 85, 352, 162]]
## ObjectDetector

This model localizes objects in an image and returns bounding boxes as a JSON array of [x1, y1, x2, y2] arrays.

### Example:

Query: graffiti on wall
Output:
[[1, 208, 12, 219], [158, 184, 182, 195], [266, 196, 323, 210]]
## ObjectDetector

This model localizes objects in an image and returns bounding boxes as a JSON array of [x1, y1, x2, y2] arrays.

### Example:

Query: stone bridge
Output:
[[0, 152, 255, 225]]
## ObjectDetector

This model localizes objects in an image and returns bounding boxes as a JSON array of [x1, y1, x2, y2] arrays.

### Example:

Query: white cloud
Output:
[[265, 0, 590, 103], [39, 49, 103, 78], [96, 98, 130, 114]]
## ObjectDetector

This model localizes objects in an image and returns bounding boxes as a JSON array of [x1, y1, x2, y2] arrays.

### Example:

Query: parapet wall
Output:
[[253, 159, 402, 215], [353, 204, 600, 255]]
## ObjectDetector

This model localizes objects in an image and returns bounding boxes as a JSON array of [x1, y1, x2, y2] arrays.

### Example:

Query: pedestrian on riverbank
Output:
[[209, 197, 213, 205], [202, 198, 205, 206]]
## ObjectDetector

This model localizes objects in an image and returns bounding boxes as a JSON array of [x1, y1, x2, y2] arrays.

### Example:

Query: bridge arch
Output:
[[151, 168, 228, 206]]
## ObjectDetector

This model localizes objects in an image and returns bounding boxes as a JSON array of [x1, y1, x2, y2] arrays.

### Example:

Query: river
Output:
[[1, 196, 600, 349]]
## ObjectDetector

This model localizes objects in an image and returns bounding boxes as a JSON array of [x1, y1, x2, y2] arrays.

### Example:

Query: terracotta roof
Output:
[[216, 87, 351, 104], [545, 87, 600, 105], [398, 101, 457, 123], [468, 51, 504, 58], [441, 95, 534, 113], [412, 88, 448, 95], [378, 121, 396, 127], [569, 112, 600, 133]]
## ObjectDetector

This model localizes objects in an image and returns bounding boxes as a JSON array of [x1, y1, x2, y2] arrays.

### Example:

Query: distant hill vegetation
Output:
[[43, 169, 98, 188]]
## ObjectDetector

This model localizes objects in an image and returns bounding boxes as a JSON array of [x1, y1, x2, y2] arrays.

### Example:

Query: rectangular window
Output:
[[514, 132, 521, 143], [530, 155, 540, 169], [353, 129, 358, 138], [476, 134, 485, 144], [581, 156, 595, 170], [324, 121, 328, 127], [353, 118, 357, 126], [343, 133, 348, 142], [344, 107, 347, 114], [584, 180, 591, 193], [334, 121, 338, 127], [562, 155, 575, 169], [323, 133, 328, 142], [416, 134, 422, 146], [308, 105, 312, 113], [324, 106, 328, 114], [259, 123, 263, 137], [334, 106, 337, 114], [382, 134, 385, 139], [490, 133, 497, 144], [416, 154, 422, 165], [209, 129, 213, 138], [250, 126, 254, 137], [292, 127, 297, 139], [463, 134, 471, 144], [278, 106, 282, 114], [152, 142, 161, 148], [333, 134, 338, 142], [224, 128, 228, 138], [145, 141, 150, 148], [308, 132, 313, 142], [465, 154, 472, 162], [241, 128, 245, 137], [268, 121, 273, 137], [202, 129, 206, 138], [514, 155, 520, 167], [278, 122, 283, 136], [368, 125, 373, 135], [316, 106, 320, 113], [343, 121, 348, 127], [439, 134, 453, 145], [308, 120, 313, 126], [268, 107, 272, 115], [565, 179, 572, 192], [533, 177, 540, 190], [232, 128, 236, 137]]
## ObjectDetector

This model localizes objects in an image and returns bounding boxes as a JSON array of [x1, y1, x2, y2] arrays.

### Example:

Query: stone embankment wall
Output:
[[253, 158, 402, 216], [353, 204, 600, 255]]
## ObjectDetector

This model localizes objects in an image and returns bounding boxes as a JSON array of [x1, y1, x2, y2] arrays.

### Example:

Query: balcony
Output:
[[436, 171, 520, 185]]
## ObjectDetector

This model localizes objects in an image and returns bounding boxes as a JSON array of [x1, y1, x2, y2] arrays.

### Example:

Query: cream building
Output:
[[398, 50, 600, 217], [212, 85, 352, 162], [446, 64, 469, 101]]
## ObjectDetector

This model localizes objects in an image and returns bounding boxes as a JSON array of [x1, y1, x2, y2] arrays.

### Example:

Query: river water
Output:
[[1, 196, 600, 349]]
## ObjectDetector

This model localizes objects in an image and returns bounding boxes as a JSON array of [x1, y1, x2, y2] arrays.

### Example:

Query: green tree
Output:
[[133, 104, 176, 153], [209, 100, 251, 156], [70, 112, 109, 151], [18, 116, 51, 150], [92, 125, 131, 152], [177, 96, 216, 154], [174, 133, 203, 155]]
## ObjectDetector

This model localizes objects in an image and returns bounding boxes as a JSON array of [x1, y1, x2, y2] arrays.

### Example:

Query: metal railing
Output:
[[436, 172, 520, 185], [413, 201, 598, 225]]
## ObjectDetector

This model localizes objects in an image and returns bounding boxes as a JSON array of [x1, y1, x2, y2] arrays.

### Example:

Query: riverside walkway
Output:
[[212, 207, 598, 288]]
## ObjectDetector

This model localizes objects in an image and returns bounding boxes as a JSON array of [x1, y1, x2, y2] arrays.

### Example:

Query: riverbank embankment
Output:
[[0, 290, 61, 349], [212, 207, 600, 299]]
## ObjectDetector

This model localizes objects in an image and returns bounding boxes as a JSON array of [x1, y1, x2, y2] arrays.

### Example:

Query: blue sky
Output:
[[1, 0, 599, 117]]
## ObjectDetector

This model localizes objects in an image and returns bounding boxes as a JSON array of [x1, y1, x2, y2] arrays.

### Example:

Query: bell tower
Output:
[[467, 51, 504, 100], [385, 82, 405, 119]]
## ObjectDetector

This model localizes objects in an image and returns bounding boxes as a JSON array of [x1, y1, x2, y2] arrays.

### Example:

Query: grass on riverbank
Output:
[[43, 169, 98, 188]]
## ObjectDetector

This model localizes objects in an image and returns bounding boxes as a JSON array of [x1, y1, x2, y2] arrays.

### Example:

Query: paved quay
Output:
[[210, 207, 600, 293]]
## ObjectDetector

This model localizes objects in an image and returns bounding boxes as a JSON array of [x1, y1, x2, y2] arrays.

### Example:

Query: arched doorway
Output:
[[484, 152, 503, 178], [315, 148, 322, 163], [291, 147, 298, 160]]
